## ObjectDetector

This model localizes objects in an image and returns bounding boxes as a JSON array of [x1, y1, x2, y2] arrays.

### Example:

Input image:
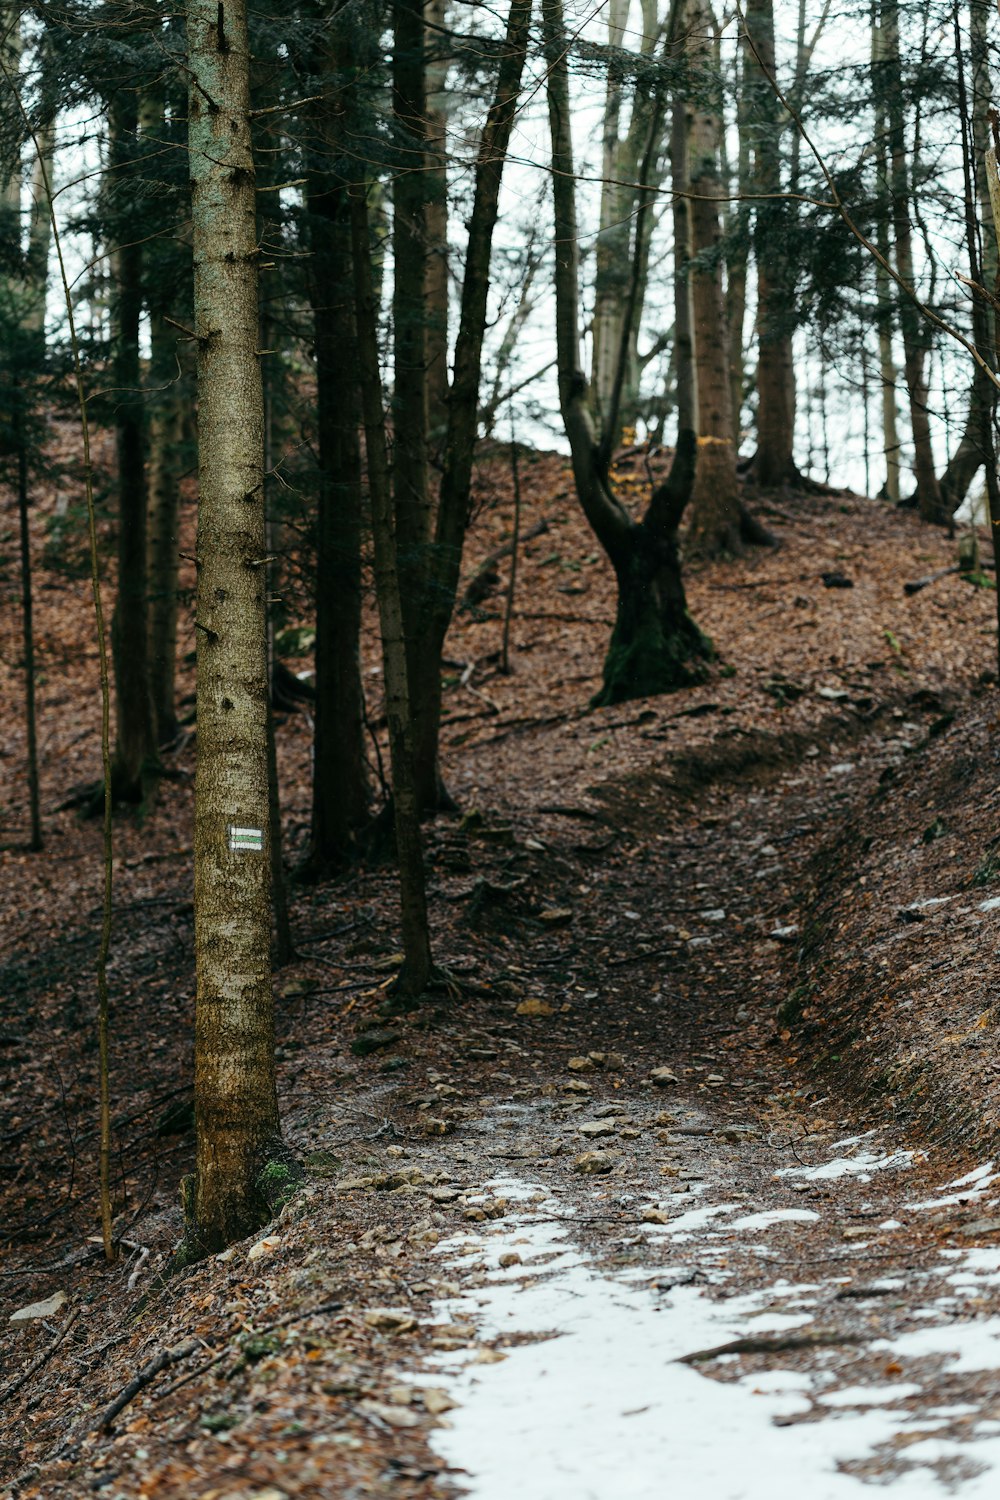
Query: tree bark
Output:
[[425, 0, 451, 447], [146, 308, 186, 746], [744, 0, 797, 484], [187, 0, 282, 1253], [298, 16, 371, 879], [108, 95, 157, 801], [351, 184, 433, 997], [684, 0, 741, 557], [406, 0, 533, 809], [878, 0, 943, 522]]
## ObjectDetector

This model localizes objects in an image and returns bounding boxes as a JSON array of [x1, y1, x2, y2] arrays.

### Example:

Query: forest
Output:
[[6, 0, 1000, 1494]]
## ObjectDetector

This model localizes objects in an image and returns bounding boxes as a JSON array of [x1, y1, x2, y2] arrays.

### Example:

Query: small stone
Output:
[[473, 1347, 507, 1363], [539, 908, 573, 926], [422, 1118, 451, 1136], [842, 1227, 871, 1241], [358, 1399, 422, 1428], [363, 1308, 417, 1333], [385, 1386, 414, 1406], [641, 1207, 671, 1225], [351, 1027, 404, 1058], [568, 1056, 594, 1073], [769, 925, 799, 943], [337, 1176, 375, 1192], [650, 1067, 679, 1086], [9, 1291, 66, 1323], [563, 1079, 592, 1093], [385, 1145, 404, 1158], [248, 1235, 281, 1261], [428, 1186, 461, 1203], [421, 1388, 456, 1416], [578, 1120, 616, 1138], [574, 1150, 620, 1175], [701, 909, 726, 922], [498, 1252, 522, 1268], [516, 999, 555, 1017]]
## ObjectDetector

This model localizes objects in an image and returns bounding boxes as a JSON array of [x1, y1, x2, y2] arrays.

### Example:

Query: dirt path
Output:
[[6, 478, 1000, 1497]]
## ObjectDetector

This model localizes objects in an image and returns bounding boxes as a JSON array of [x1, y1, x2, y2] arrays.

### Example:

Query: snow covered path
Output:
[[412, 1129, 1000, 1499]]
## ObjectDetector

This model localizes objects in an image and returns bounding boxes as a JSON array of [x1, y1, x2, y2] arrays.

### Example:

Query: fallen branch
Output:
[[461, 518, 550, 609], [98, 1340, 199, 1430], [0, 1306, 82, 1408], [677, 1329, 864, 1365]]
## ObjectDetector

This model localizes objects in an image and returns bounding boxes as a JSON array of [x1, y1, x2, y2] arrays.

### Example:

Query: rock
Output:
[[421, 1388, 456, 1415], [9, 1291, 66, 1323], [351, 1028, 404, 1057], [539, 908, 573, 925], [248, 1235, 281, 1262], [701, 908, 726, 922], [650, 1067, 679, 1086], [769, 925, 799, 943], [961, 1217, 1000, 1236], [842, 1227, 871, 1241], [473, 1347, 507, 1363], [498, 1252, 522, 1268], [422, 1118, 452, 1136], [574, 1150, 620, 1175], [568, 1056, 594, 1073], [641, 1207, 671, 1225], [364, 1308, 417, 1333], [620, 1127, 641, 1139], [428, 1186, 461, 1203], [359, 1399, 422, 1428], [563, 1079, 592, 1093], [385, 1386, 414, 1406], [578, 1120, 616, 1138], [337, 1176, 376, 1192], [516, 999, 555, 1017]]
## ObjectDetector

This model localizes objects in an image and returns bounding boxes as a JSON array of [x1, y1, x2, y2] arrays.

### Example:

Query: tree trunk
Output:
[[392, 0, 436, 809], [869, 5, 901, 503], [425, 0, 451, 448], [299, 20, 371, 878], [108, 95, 157, 801], [403, 0, 533, 810], [726, 40, 749, 449], [187, 0, 282, 1254], [351, 184, 433, 997], [671, 96, 697, 434], [146, 309, 186, 746], [684, 0, 741, 557], [744, 0, 797, 484], [878, 0, 943, 522], [940, 0, 997, 515], [591, 0, 631, 426], [543, 0, 709, 704]]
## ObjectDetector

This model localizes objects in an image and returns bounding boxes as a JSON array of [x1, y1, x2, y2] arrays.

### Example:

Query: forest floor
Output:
[[5, 436, 1000, 1497]]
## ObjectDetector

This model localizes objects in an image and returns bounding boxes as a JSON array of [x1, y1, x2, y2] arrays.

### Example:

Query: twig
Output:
[[677, 1329, 864, 1365], [97, 1339, 198, 1430], [0, 1306, 82, 1407], [152, 1297, 344, 1404]]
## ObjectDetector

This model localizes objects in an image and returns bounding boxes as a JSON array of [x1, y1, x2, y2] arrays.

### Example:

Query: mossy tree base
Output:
[[595, 611, 711, 707]]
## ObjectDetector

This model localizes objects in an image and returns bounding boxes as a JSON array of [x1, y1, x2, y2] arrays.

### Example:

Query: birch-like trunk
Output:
[[187, 0, 281, 1253]]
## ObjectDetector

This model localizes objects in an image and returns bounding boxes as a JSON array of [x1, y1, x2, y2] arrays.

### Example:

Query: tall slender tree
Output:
[[187, 0, 282, 1252]]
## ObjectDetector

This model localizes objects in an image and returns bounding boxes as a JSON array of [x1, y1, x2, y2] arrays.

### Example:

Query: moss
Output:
[[257, 1158, 299, 1213], [593, 614, 712, 708]]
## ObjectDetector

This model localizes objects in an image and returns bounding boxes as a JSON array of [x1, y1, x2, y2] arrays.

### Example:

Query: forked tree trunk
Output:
[[543, 0, 709, 704], [351, 184, 433, 997], [684, 0, 741, 557], [108, 96, 157, 801], [187, 0, 282, 1253]]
